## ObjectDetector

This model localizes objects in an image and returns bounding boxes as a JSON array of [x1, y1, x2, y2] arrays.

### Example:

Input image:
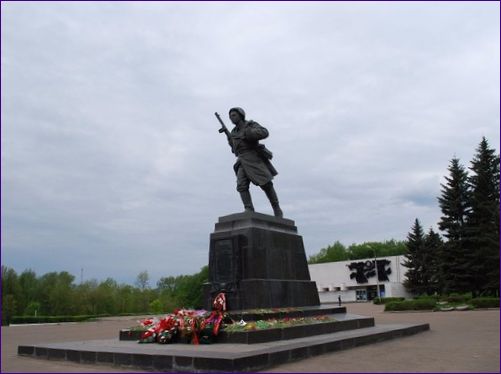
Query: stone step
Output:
[[217, 313, 373, 344], [120, 312, 373, 344], [226, 305, 346, 321], [19, 322, 430, 372], [119, 306, 347, 342]]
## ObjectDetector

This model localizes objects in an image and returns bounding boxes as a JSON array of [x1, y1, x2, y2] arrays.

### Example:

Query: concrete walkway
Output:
[[2, 303, 499, 373]]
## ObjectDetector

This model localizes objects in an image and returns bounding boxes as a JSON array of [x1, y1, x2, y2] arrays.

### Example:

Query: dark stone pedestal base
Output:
[[204, 212, 320, 310], [20, 318, 430, 372]]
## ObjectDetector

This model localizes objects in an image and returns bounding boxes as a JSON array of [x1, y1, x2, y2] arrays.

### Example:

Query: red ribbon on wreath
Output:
[[213, 292, 226, 311], [200, 292, 226, 336]]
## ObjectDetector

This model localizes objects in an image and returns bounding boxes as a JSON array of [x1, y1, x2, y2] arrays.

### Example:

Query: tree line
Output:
[[307, 137, 499, 298], [403, 137, 499, 297], [1, 266, 208, 325], [308, 240, 407, 264]]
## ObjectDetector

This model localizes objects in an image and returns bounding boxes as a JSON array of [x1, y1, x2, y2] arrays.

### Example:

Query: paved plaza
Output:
[[1, 303, 499, 373]]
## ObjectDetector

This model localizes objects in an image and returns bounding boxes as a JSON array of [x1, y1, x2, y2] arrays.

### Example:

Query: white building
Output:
[[308, 255, 412, 303]]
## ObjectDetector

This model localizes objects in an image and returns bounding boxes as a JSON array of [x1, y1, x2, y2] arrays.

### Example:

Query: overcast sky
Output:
[[1, 1, 499, 286]]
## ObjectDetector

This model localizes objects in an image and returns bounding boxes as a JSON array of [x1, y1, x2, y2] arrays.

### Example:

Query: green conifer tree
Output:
[[423, 228, 444, 295], [467, 137, 500, 296], [402, 219, 426, 294], [437, 158, 472, 294]]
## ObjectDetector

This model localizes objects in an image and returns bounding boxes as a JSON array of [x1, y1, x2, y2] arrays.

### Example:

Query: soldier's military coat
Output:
[[230, 120, 278, 189]]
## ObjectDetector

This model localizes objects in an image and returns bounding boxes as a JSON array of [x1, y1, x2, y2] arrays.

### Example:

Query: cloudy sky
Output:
[[1, 1, 499, 285]]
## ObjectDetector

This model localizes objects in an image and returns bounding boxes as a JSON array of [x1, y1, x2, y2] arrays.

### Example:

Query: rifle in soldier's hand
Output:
[[215, 112, 230, 137], [215, 112, 234, 152]]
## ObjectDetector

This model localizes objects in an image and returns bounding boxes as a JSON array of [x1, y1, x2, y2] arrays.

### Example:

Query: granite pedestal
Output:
[[203, 212, 320, 310]]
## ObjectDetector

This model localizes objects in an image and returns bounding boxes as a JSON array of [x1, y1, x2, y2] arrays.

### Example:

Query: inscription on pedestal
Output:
[[214, 239, 234, 283]]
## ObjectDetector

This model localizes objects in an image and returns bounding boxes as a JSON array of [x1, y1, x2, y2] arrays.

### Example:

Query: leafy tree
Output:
[[467, 137, 500, 295], [402, 219, 426, 294], [157, 266, 209, 309], [157, 275, 180, 312], [135, 271, 151, 312], [18, 269, 38, 315], [95, 278, 119, 315], [47, 272, 76, 315], [178, 266, 209, 309], [2, 266, 21, 298], [347, 240, 407, 260], [23, 301, 41, 316], [116, 284, 135, 314], [437, 157, 472, 294], [3, 295, 17, 325], [75, 279, 99, 315], [2, 266, 21, 324], [308, 241, 348, 263], [149, 299, 163, 314], [36, 272, 59, 315], [157, 276, 178, 295], [135, 271, 150, 291]]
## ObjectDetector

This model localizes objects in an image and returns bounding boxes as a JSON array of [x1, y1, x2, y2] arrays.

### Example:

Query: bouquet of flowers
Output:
[[138, 293, 227, 345]]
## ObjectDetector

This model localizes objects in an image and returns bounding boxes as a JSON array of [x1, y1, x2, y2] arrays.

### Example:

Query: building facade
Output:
[[308, 255, 412, 303]]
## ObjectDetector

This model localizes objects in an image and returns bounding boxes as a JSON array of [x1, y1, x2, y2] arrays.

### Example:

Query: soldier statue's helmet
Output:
[[229, 107, 246, 120]]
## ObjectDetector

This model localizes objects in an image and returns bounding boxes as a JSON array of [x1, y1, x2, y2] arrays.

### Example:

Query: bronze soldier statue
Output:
[[215, 107, 283, 218]]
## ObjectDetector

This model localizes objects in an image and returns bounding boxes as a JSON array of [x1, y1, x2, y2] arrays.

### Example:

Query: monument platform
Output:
[[17, 212, 430, 371], [18, 311, 429, 372]]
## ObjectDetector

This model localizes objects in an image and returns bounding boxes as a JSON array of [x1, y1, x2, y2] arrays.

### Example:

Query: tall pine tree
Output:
[[437, 158, 472, 294], [402, 219, 426, 295], [467, 137, 500, 296], [423, 228, 444, 295]]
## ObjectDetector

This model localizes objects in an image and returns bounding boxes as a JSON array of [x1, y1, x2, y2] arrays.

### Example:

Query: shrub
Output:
[[384, 299, 436, 311], [469, 298, 499, 308], [443, 293, 472, 303], [373, 297, 405, 305], [412, 299, 438, 310], [385, 301, 409, 311]]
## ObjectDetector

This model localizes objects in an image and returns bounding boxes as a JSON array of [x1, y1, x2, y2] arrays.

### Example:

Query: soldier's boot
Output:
[[262, 182, 283, 218], [239, 190, 255, 212]]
